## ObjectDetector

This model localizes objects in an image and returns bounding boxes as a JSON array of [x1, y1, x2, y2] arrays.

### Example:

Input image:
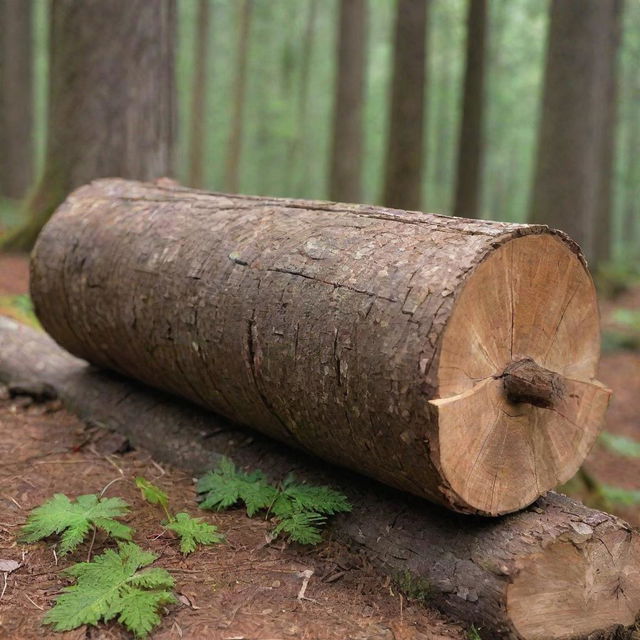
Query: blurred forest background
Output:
[[0, 0, 639, 523], [0, 0, 639, 271]]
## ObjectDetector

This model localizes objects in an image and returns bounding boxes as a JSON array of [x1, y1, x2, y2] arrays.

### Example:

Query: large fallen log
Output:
[[30, 179, 610, 516], [0, 316, 638, 640]]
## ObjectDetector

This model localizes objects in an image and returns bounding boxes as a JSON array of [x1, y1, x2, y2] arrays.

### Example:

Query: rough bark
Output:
[[0, 316, 638, 640], [0, 0, 33, 199], [30, 178, 609, 517], [223, 0, 252, 193], [1, 0, 175, 251], [381, 0, 429, 211], [529, 0, 621, 263], [328, 0, 367, 203], [187, 0, 212, 189], [453, 0, 487, 220]]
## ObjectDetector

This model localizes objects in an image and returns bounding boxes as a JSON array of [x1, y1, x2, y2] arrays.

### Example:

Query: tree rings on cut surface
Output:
[[432, 234, 610, 515], [30, 179, 610, 516]]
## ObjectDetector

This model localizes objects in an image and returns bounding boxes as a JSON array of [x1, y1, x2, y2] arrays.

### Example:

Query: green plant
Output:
[[197, 457, 278, 516], [165, 512, 224, 554], [44, 542, 175, 638], [395, 570, 433, 602], [135, 476, 171, 521], [20, 493, 132, 555], [468, 625, 482, 640], [136, 476, 223, 555], [197, 458, 351, 545]]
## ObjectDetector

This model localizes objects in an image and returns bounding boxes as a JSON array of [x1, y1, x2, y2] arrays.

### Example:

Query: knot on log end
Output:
[[499, 358, 564, 408]]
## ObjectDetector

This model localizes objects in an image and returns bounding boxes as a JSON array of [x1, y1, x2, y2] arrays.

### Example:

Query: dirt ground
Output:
[[0, 255, 464, 639], [0, 252, 639, 640]]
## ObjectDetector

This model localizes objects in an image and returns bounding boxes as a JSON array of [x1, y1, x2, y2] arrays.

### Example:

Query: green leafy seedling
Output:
[[135, 477, 171, 521], [44, 542, 175, 638], [20, 493, 132, 555], [269, 474, 351, 544], [165, 512, 224, 554], [136, 476, 223, 554], [197, 459, 351, 545], [196, 457, 278, 517]]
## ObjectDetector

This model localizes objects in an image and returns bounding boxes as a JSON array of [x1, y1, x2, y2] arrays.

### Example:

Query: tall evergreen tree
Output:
[[453, 0, 487, 219], [529, 0, 622, 264], [0, 0, 33, 200], [593, 0, 623, 266], [224, 0, 253, 193], [328, 0, 367, 203], [188, 0, 212, 189], [3, 0, 175, 251], [381, 0, 429, 210]]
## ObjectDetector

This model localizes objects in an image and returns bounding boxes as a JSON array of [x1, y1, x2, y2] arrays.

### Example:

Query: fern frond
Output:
[[197, 457, 277, 516], [20, 493, 132, 555], [272, 512, 326, 545], [272, 476, 352, 517], [44, 542, 175, 638], [165, 512, 224, 554], [135, 477, 170, 512]]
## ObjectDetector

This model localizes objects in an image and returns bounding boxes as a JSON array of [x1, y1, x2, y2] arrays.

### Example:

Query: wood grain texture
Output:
[[0, 317, 637, 640], [30, 178, 609, 515]]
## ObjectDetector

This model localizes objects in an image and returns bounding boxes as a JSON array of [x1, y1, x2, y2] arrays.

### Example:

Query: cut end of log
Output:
[[508, 523, 640, 640], [431, 234, 611, 516]]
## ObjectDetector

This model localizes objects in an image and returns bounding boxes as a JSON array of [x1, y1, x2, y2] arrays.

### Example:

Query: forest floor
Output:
[[0, 254, 465, 639], [0, 253, 639, 640]]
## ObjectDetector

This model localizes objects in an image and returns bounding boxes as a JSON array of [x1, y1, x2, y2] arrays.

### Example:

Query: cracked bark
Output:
[[31, 178, 609, 516], [0, 317, 638, 640]]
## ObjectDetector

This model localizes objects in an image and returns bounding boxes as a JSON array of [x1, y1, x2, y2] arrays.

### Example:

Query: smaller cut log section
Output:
[[30, 179, 611, 516], [0, 317, 637, 640]]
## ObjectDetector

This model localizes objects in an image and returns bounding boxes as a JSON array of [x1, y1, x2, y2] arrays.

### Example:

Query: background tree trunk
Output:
[[381, 0, 429, 210], [1, 0, 175, 251], [529, 0, 621, 263], [453, 0, 487, 219], [224, 0, 253, 193], [0, 0, 34, 200], [287, 0, 318, 197], [593, 0, 623, 267], [187, 0, 212, 189], [328, 0, 367, 203]]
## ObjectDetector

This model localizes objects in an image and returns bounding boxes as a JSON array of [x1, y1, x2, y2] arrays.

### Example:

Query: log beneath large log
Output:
[[30, 178, 611, 516], [0, 316, 637, 640]]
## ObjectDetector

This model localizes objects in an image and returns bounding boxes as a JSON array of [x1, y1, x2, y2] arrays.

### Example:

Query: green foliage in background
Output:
[[599, 431, 640, 459], [0, 294, 39, 328]]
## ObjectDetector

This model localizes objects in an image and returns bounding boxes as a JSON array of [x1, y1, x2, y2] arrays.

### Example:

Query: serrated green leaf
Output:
[[272, 512, 326, 545], [135, 477, 170, 512], [44, 542, 175, 638], [272, 475, 351, 518], [197, 457, 277, 516], [20, 494, 131, 555], [165, 512, 224, 554]]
